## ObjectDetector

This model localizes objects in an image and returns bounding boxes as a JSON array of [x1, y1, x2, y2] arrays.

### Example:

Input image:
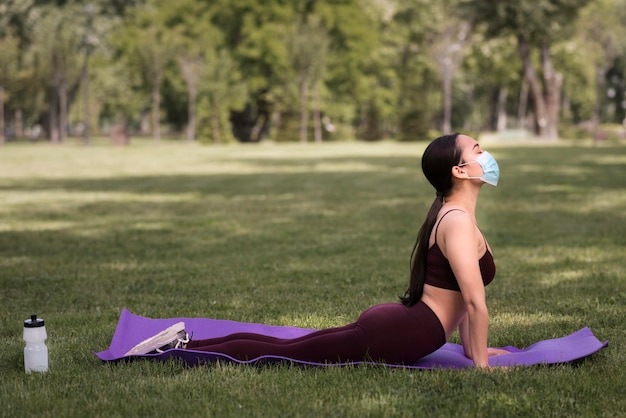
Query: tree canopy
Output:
[[0, 0, 624, 143]]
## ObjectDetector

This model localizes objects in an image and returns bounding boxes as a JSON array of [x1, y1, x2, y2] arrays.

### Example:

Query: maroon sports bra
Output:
[[424, 210, 496, 291]]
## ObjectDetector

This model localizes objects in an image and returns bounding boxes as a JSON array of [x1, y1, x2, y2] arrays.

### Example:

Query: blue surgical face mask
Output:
[[458, 151, 500, 186]]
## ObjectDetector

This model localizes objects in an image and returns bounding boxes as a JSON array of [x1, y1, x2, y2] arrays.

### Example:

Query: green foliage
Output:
[[461, 0, 595, 139], [387, 0, 466, 140], [397, 106, 430, 141], [558, 123, 592, 140], [313, 0, 380, 98], [577, 0, 626, 63], [271, 110, 301, 142], [0, 33, 19, 87], [553, 40, 596, 123], [1, 0, 625, 141], [574, 0, 626, 124], [205, 0, 296, 141], [214, 1, 294, 93], [0, 0, 36, 42], [121, 2, 176, 88], [92, 58, 144, 126], [462, 0, 591, 44], [462, 34, 522, 129], [197, 50, 248, 143], [598, 123, 626, 141], [32, 5, 85, 85]]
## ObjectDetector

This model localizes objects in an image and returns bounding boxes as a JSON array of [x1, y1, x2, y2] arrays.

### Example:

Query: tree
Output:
[[431, 17, 472, 134], [0, 34, 19, 144], [33, 5, 85, 143], [384, 0, 440, 140], [92, 55, 145, 135], [6, 0, 624, 144], [312, 0, 381, 140], [288, 16, 330, 143], [462, 0, 591, 139], [199, 49, 247, 143], [161, 0, 222, 142], [79, 4, 98, 145], [463, 34, 522, 132], [0, 0, 37, 141], [576, 0, 626, 138], [210, 0, 379, 142], [209, 0, 295, 142], [118, 1, 176, 141]]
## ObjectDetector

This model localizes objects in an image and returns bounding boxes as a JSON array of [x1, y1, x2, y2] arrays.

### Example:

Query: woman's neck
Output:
[[442, 188, 480, 219]]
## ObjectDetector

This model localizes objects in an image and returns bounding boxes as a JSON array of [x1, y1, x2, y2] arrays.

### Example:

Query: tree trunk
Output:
[[211, 102, 220, 144], [300, 78, 308, 143], [181, 56, 200, 142], [518, 78, 529, 129], [496, 86, 507, 132], [58, 81, 68, 143], [253, 109, 269, 142], [517, 34, 549, 138], [435, 22, 471, 135], [49, 88, 60, 143], [313, 82, 322, 143], [15, 109, 23, 138], [152, 83, 161, 142], [82, 57, 91, 145], [187, 88, 197, 142], [140, 111, 150, 135], [0, 85, 5, 144], [442, 70, 452, 134], [540, 41, 561, 140], [592, 63, 606, 144]]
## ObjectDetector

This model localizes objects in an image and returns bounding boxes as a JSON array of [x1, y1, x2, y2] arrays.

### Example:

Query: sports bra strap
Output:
[[434, 209, 489, 248], [434, 209, 465, 246]]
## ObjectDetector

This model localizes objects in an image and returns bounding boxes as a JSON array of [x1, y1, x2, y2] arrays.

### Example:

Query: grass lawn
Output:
[[0, 139, 624, 417]]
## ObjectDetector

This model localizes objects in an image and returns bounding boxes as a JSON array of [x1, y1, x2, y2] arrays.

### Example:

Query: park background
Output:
[[0, 0, 625, 144], [1, 0, 625, 417]]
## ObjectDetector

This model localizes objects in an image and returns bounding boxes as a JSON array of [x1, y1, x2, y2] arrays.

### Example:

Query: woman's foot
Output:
[[124, 322, 190, 356]]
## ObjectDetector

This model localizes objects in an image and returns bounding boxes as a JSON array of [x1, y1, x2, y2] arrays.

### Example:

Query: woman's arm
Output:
[[459, 313, 472, 359], [463, 314, 511, 358], [462, 289, 489, 368], [440, 212, 490, 368]]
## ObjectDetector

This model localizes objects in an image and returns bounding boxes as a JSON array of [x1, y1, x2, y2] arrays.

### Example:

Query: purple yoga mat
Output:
[[94, 309, 608, 369]]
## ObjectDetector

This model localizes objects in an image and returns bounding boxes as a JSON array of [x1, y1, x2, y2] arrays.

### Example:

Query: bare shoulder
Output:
[[436, 208, 475, 246], [437, 208, 473, 229]]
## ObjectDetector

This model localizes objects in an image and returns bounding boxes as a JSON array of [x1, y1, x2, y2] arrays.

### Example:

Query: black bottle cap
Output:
[[24, 314, 45, 328]]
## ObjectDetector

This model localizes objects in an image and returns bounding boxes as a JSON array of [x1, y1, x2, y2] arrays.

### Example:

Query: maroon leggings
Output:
[[185, 301, 446, 364]]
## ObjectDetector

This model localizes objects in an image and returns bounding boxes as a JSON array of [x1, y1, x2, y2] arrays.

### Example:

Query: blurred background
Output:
[[0, 0, 625, 146]]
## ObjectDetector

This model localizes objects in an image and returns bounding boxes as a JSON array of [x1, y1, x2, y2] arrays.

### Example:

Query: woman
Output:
[[125, 133, 506, 368]]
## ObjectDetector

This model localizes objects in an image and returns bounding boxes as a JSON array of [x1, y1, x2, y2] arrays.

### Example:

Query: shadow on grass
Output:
[[1, 146, 625, 337]]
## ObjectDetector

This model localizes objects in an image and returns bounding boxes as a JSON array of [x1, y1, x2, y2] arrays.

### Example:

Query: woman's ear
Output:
[[451, 165, 467, 180]]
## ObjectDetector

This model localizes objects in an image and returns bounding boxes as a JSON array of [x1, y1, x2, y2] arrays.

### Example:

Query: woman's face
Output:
[[456, 134, 484, 177]]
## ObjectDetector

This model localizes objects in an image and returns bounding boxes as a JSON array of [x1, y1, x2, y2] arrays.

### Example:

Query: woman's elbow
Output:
[[464, 300, 488, 317]]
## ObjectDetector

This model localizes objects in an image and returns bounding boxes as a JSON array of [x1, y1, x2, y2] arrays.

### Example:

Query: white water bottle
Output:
[[23, 314, 48, 373]]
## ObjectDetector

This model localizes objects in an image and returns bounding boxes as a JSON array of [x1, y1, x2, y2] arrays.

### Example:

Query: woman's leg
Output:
[[186, 323, 368, 362], [185, 301, 446, 364], [354, 301, 446, 364]]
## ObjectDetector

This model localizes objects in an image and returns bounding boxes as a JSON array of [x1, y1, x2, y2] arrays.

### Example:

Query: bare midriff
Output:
[[420, 284, 467, 340]]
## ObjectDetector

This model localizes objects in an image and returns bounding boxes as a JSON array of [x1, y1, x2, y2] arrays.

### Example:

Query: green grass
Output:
[[0, 140, 624, 417]]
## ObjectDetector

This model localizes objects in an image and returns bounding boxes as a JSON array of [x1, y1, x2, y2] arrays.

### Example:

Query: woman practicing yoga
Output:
[[125, 133, 507, 368]]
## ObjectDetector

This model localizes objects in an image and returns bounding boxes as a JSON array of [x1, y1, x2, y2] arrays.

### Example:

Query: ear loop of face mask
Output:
[[457, 151, 499, 186]]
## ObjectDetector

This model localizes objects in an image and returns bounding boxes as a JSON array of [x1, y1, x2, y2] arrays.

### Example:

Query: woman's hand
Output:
[[487, 347, 510, 357]]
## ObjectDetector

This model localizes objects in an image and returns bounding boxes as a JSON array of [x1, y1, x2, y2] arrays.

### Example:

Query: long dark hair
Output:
[[400, 133, 462, 306]]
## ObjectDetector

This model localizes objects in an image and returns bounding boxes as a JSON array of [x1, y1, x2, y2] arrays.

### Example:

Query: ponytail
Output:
[[400, 196, 444, 306], [400, 134, 461, 306]]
